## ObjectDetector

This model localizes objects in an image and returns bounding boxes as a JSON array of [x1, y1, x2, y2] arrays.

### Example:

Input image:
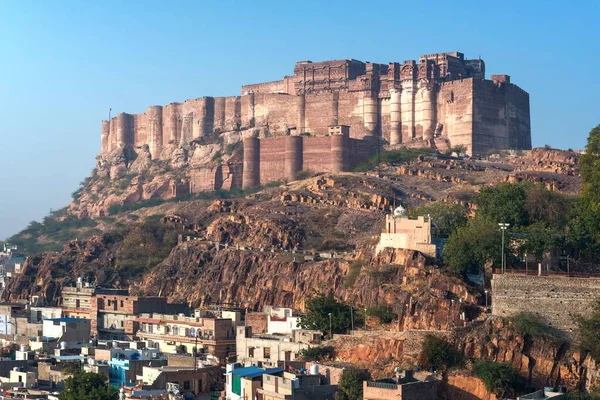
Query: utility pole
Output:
[[193, 330, 198, 372], [498, 223, 510, 273]]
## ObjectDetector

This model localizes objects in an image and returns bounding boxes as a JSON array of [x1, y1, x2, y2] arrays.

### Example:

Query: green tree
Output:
[[335, 367, 371, 400], [567, 198, 600, 262], [414, 202, 468, 237], [577, 299, 600, 361], [523, 184, 571, 229], [418, 335, 463, 371], [442, 217, 501, 274], [473, 361, 519, 398], [299, 295, 353, 335], [300, 346, 335, 361], [61, 371, 118, 400], [518, 222, 561, 263], [474, 183, 529, 227], [580, 124, 600, 208]]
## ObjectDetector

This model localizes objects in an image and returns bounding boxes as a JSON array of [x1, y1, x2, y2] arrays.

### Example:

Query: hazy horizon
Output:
[[1, 0, 599, 240]]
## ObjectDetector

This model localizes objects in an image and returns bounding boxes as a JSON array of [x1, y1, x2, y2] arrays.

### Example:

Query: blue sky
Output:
[[0, 0, 598, 239]]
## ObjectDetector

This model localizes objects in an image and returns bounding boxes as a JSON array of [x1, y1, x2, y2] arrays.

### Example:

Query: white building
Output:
[[375, 206, 436, 257]]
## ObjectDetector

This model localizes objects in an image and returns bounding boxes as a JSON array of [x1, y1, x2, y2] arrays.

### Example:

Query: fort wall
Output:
[[100, 53, 531, 163], [491, 274, 600, 334]]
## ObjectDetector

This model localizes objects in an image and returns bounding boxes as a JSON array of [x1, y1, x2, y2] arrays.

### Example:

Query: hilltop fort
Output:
[[95, 52, 531, 194]]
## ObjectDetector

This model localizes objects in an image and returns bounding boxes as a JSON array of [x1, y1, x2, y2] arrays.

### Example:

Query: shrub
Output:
[[473, 361, 519, 398], [300, 346, 335, 361], [510, 312, 567, 342], [418, 335, 463, 371], [353, 148, 435, 172], [366, 306, 396, 324], [335, 367, 371, 400], [299, 295, 353, 335], [344, 259, 363, 288]]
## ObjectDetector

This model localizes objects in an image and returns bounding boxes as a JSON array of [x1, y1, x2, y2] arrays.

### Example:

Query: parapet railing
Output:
[[366, 381, 399, 389], [502, 269, 600, 279]]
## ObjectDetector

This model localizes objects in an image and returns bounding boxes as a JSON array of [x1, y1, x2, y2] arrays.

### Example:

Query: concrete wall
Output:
[[492, 274, 600, 333]]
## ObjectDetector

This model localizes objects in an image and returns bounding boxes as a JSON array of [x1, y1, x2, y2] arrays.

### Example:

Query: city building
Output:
[[135, 312, 236, 363], [236, 326, 321, 367], [362, 370, 439, 400], [225, 364, 283, 400], [258, 368, 339, 400]]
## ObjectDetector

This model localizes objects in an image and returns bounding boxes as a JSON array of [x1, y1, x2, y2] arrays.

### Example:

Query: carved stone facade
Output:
[[100, 51, 530, 159]]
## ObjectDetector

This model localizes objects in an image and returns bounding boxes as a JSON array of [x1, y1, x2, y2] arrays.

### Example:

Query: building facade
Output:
[[135, 312, 236, 363]]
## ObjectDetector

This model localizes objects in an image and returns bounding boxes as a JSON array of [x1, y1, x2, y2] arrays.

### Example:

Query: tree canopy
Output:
[[299, 295, 353, 335], [414, 201, 468, 238], [473, 361, 520, 398], [60, 371, 118, 400], [335, 367, 371, 400], [580, 124, 600, 208], [442, 217, 501, 274], [418, 334, 463, 371]]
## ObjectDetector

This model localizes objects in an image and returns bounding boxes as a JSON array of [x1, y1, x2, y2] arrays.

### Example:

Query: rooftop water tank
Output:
[[309, 364, 319, 375]]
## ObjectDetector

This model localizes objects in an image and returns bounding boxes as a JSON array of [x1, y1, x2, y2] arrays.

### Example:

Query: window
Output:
[[172, 326, 179, 336], [75, 299, 80, 308], [165, 325, 171, 334], [189, 328, 196, 337], [183, 381, 191, 390], [120, 300, 124, 307], [248, 348, 254, 358], [263, 347, 271, 359], [120, 321, 124, 328]]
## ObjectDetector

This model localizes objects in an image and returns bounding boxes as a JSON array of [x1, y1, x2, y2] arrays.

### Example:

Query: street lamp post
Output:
[[328, 313, 332, 339], [498, 223, 510, 273], [484, 290, 489, 310]]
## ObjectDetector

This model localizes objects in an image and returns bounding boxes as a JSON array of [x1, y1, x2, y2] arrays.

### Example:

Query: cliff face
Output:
[[3, 234, 122, 303], [138, 245, 478, 326]]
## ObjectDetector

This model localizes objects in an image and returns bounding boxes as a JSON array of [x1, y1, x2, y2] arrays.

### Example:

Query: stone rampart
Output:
[[491, 274, 600, 333], [100, 52, 530, 161]]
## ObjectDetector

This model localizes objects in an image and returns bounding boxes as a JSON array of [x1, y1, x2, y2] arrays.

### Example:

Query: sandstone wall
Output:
[[491, 274, 600, 333], [472, 79, 531, 154], [436, 79, 474, 151], [100, 56, 530, 159]]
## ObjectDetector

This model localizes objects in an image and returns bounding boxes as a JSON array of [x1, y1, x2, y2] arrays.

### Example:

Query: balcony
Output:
[[135, 331, 235, 345]]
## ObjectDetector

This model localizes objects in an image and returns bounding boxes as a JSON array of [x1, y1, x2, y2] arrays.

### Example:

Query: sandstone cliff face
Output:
[[2, 234, 122, 303]]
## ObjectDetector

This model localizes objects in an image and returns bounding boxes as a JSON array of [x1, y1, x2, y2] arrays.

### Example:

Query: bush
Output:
[[300, 346, 335, 361], [418, 335, 463, 371], [353, 148, 436, 172], [335, 367, 371, 400], [414, 202, 468, 238], [344, 259, 363, 288], [366, 306, 396, 324], [473, 361, 519, 398], [299, 295, 353, 335], [510, 312, 567, 342]]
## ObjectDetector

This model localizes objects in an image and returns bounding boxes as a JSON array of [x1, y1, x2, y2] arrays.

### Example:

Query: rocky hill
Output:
[[5, 147, 580, 307]]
